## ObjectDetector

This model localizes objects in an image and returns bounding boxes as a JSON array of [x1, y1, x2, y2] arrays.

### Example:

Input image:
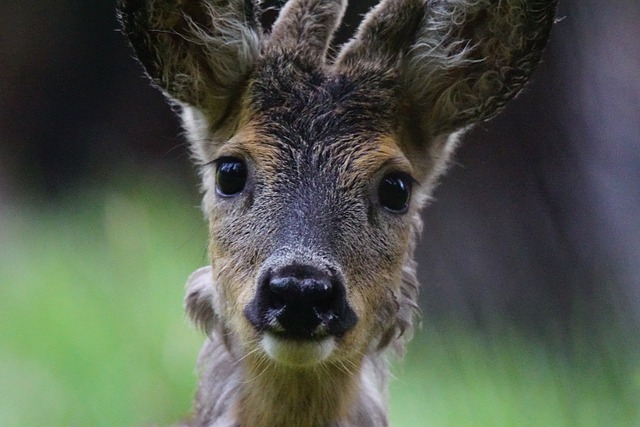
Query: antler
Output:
[[336, 0, 422, 71], [119, 0, 558, 140], [266, 0, 347, 66]]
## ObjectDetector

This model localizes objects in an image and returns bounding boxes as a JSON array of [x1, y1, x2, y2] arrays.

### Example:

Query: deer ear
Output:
[[402, 0, 557, 136], [117, 0, 260, 126]]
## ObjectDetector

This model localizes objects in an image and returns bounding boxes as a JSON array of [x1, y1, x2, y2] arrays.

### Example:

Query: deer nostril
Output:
[[245, 264, 357, 340], [260, 265, 351, 338], [269, 275, 334, 306], [267, 269, 336, 325]]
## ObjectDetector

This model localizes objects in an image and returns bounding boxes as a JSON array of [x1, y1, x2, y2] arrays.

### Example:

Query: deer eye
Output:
[[378, 173, 413, 213], [215, 157, 247, 196]]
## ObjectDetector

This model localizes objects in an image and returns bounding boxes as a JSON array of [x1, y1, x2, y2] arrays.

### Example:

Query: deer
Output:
[[117, 0, 557, 425]]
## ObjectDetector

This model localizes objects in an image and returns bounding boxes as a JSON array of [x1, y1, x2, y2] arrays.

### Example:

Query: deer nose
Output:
[[268, 267, 333, 337], [269, 272, 333, 310], [245, 264, 357, 340]]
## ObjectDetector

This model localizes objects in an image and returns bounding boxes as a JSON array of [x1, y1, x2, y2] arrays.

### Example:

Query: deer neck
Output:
[[237, 354, 360, 426], [232, 351, 387, 427]]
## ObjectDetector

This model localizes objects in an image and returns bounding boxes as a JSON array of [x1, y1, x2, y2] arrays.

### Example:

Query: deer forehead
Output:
[[216, 63, 414, 184], [204, 73, 415, 267]]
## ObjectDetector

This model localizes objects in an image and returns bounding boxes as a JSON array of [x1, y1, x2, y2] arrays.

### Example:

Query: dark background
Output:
[[1, 0, 639, 336]]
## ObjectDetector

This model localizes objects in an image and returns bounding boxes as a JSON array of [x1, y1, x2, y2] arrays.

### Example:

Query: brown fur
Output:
[[118, 0, 557, 425]]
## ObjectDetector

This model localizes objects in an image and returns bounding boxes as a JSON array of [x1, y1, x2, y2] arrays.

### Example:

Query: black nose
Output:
[[245, 265, 357, 339]]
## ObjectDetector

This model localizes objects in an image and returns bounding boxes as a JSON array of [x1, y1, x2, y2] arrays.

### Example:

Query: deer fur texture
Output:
[[118, 0, 557, 425]]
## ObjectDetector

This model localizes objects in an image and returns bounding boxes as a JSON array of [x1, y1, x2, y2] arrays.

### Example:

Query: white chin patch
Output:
[[261, 333, 335, 367]]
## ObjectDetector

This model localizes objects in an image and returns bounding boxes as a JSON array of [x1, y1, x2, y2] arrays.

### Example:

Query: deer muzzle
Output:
[[244, 262, 357, 365]]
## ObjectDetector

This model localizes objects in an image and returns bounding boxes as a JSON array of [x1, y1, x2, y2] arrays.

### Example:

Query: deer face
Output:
[[199, 65, 429, 366], [119, 0, 556, 367]]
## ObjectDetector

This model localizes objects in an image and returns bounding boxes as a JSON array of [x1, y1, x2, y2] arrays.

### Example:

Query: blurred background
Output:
[[1, 0, 638, 426]]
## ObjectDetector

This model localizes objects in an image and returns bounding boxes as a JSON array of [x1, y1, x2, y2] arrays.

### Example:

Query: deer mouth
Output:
[[246, 295, 348, 366], [243, 263, 358, 365], [260, 331, 336, 367]]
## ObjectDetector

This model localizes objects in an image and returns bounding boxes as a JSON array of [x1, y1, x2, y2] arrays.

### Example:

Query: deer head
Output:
[[118, 0, 556, 424]]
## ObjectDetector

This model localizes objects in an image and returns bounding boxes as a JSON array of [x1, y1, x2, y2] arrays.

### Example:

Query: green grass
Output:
[[1, 175, 638, 426], [0, 178, 207, 426], [390, 327, 639, 427]]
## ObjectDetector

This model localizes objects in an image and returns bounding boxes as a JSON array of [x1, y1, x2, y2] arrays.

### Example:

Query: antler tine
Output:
[[335, 0, 422, 72], [266, 0, 347, 65]]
